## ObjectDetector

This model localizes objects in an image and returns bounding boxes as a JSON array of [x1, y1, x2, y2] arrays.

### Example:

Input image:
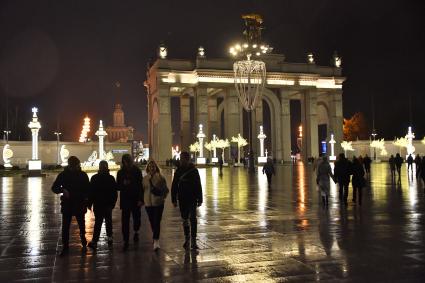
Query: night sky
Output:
[[0, 0, 424, 142]]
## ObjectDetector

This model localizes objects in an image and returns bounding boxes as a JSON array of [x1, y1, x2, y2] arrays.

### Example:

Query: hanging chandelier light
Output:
[[229, 14, 272, 111], [229, 14, 272, 172]]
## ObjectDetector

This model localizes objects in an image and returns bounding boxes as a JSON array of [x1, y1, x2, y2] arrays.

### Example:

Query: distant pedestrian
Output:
[[262, 158, 275, 186], [171, 151, 203, 250], [389, 155, 396, 179], [117, 154, 143, 251], [142, 160, 169, 251], [316, 156, 334, 207], [414, 154, 421, 178], [407, 154, 414, 172], [351, 157, 366, 205], [334, 153, 352, 205], [394, 153, 403, 179], [218, 156, 223, 175], [87, 161, 118, 250], [51, 156, 90, 255], [363, 154, 372, 176]]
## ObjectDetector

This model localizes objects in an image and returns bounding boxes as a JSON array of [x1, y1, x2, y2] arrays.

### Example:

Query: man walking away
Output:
[[407, 154, 414, 172], [117, 154, 143, 251], [87, 161, 118, 250], [394, 153, 403, 180], [363, 154, 372, 176], [52, 156, 90, 255], [262, 158, 275, 187], [171, 151, 203, 250], [334, 153, 352, 205]]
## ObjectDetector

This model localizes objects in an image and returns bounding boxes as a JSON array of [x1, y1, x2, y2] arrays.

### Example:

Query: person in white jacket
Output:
[[142, 160, 169, 250]]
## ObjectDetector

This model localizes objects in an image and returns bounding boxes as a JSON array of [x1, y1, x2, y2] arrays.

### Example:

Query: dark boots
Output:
[[182, 220, 199, 249], [183, 222, 190, 249]]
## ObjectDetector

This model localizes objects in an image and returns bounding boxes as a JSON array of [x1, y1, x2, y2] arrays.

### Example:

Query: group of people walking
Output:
[[389, 153, 425, 183], [316, 153, 368, 207], [51, 152, 202, 255]]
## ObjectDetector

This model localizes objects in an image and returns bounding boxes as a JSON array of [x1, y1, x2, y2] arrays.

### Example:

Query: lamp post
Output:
[[230, 14, 271, 173], [54, 132, 62, 165], [257, 125, 267, 164], [196, 124, 206, 164], [28, 107, 42, 176], [329, 134, 336, 161], [95, 120, 107, 160], [371, 128, 377, 160]]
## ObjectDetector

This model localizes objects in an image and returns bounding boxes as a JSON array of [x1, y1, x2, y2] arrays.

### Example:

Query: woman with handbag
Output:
[[143, 160, 169, 250]]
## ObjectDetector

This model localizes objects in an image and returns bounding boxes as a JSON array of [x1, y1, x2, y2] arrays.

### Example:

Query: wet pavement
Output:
[[0, 163, 424, 282]]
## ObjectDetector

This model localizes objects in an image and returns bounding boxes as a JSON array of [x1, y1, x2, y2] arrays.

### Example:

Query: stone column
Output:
[[253, 102, 263, 159], [157, 86, 172, 164], [301, 89, 319, 159], [208, 96, 218, 138], [180, 95, 191, 151], [195, 87, 209, 141], [224, 88, 241, 139], [224, 88, 241, 161], [328, 90, 343, 155], [279, 89, 292, 162]]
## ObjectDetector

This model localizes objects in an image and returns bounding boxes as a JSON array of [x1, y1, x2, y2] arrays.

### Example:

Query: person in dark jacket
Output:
[[117, 154, 143, 251], [334, 153, 352, 205], [87, 161, 118, 250], [363, 154, 372, 176], [394, 153, 403, 179], [51, 156, 90, 255], [171, 151, 203, 250], [407, 154, 414, 172], [262, 158, 275, 186], [351, 157, 366, 205]]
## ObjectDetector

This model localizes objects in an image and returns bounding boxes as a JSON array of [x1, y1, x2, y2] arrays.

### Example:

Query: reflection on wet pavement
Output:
[[0, 163, 424, 282]]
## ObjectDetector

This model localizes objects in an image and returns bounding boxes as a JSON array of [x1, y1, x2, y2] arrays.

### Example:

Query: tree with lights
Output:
[[79, 116, 91, 142], [340, 141, 354, 157], [216, 138, 230, 161], [189, 142, 200, 160], [231, 134, 248, 165], [393, 137, 408, 155], [370, 138, 387, 158]]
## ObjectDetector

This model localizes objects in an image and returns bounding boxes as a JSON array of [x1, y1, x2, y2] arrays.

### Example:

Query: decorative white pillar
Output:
[[96, 120, 108, 160], [27, 107, 42, 174], [60, 145, 69, 167], [257, 125, 267, 163], [211, 134, 218, 163], [2, 144, 13, 168], [196, 124, 206, 164], [329, 134, 336, 161], [406, 126, 415, 158]]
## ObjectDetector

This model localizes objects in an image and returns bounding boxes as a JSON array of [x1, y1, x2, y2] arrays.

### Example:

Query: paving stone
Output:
[[0, 163, 424, 282]]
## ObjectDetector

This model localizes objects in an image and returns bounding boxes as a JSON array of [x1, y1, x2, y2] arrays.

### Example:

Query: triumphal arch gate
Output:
[[145, 52, 344, 165]]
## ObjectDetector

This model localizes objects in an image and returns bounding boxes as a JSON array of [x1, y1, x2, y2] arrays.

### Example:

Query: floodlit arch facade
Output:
[[144, 54, 345, 164]]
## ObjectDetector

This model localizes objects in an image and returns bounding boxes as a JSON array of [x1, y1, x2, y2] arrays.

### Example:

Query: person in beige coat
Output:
[[142, 160, 169, 250]]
